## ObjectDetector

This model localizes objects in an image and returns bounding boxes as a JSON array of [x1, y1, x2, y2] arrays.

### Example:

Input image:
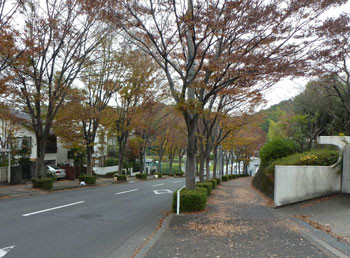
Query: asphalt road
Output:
[[0, 177, 185, 258]]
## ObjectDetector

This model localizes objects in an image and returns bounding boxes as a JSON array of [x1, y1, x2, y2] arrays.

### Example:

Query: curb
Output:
[[135, 213, 174, 258], [293, 218, 350, 258]]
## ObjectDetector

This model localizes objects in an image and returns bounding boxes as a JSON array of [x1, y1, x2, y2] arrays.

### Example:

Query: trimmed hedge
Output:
[[264, 149, 339, 177], [205, 179, 217, 189], [79, 174, 96, 184], [222, 175, 228, 181], [115, 174, 127, 181], [228, 175, 232, 180], [196, 182, 212, 195], [172, 188, 207, 212], [175, 171, 184, 177], [154, 173, 162, 178], [259, 138, 296, 167], [32, 178, 53, 190], [214, 178, 221, 185], [136, 173, 147, 179]]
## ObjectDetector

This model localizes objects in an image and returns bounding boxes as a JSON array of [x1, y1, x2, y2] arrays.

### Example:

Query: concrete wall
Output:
[[274, 165, 341, 207], [93, 165, 119, 176], [317, 136, 350, 150]]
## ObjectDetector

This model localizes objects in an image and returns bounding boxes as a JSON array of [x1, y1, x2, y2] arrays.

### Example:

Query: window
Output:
[[10, 137, 32, 154]]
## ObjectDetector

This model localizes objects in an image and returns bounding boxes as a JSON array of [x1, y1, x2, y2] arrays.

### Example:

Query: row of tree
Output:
[[1, 0, 349, 190]]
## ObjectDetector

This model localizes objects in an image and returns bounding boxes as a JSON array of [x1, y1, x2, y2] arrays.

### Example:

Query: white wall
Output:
[[274, 165, 341, 207], [93, 165, 119, 175], [317, 136, 350, 150]]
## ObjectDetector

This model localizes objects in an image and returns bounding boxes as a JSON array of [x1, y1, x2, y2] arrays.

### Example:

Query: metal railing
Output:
[[176, 185, 186, 215]]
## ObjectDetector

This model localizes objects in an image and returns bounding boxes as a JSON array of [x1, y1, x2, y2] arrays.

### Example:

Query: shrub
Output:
[[32, 178, 53, 190], [154, 173, 162, 178], [131, 162, 141, 172], [105, 158, 118, 166], [259, 138, 296, 166], [205, 179, 217, 189], [232, 175, 238, 179], [196, 182, 212, 195], [136, 173, 147, 179], [175, 171, 184, 177], [79, 174, 96, 184], [228, 175, 232, 180], [115, 174, 127, 181], [172, 188, 207, 212], [102, 171, 118, 178], [222, 175, 228, 181], [264, 149, 339, 177], [215, 178, 221, 185]]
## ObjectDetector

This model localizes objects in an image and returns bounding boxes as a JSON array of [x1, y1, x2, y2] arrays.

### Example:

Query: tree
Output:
[[6, 0, 108, 178], [111, 0, 343, 189]]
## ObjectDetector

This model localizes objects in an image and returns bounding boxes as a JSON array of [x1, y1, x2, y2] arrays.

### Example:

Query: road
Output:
[[0, 177, 185, 258]]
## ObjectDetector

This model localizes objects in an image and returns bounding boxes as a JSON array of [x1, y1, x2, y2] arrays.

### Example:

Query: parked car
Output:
[[47, 165, 66, 179]]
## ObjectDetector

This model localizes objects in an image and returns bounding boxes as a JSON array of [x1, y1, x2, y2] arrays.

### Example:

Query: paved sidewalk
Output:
[[144, 178, 334, 257], [0, 177, 112, 199]]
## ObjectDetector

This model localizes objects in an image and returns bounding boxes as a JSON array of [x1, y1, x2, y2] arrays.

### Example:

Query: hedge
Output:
[[205, 179, 217, 189], [228, 175, 232, 180], [222, 175, 228, 181], [215, 178, 221, 185], [172, 188, 207, 212], [32, 178, 53, 190], [264, 149, 339, 177], [115, 174, 127, 181], [154, 173, 162, 178], [79, 174, 97, 184], [196, 182, 212, 195], [175, 171, 184, 177], [136, 173, 147, 179]]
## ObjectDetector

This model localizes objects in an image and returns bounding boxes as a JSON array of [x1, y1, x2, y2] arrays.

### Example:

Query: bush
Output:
[[175, 171, 184, 177], [32, 178, 53, 190], [172, 188, 207, 212], [264, 149, 339, 177], [136, 173, 147, 179], [215, 178, 221, 185], [259, 138, 296, 167], [232, 175, 238, 179], [105, 158, 118, 166], [79, 174, 96, 184], [196, 182, 212, 195], [131, 162, 141, 172], [154, 173, 162, 178], [228, 175, 232, 180], [205, 179, 217, 189], [115, 174, 127, 181], [222, 175, 228, 181], [102, 171, 118, 178]]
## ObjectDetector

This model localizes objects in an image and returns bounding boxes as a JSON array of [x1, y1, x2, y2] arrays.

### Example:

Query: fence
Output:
[[158, 163, 184, 174]]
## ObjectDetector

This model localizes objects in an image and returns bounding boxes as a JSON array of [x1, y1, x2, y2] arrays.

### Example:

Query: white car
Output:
[[47, 165, 66, 179]]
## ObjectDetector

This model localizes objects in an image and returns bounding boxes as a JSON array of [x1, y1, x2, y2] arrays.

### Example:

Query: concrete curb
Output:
[[135, 213, 174, 258], [294, 218, 350, 258]]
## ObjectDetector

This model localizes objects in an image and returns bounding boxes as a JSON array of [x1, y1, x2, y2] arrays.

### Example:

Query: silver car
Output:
[[47, 165, 66, 179]]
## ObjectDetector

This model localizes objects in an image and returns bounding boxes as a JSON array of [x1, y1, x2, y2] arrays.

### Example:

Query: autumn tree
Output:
[[110, 0, 344, 189], [110, 49, 159, 175], [4, 0, 111, 178]]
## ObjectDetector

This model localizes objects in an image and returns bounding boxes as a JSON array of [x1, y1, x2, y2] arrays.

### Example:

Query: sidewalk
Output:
[[143, 177, 347, 257], [0, 177, 112, 199]]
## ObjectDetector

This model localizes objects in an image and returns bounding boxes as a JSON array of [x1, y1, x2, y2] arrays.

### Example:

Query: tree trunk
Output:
[[199, 152, 205, 183], [213, 147, 217, 178], [34, 137, 46, 179], [139, 149, 144, 173], [206, 156, 210, 179], [184, 113, 197, 189], [230, 156, 234, 175], [226, 154, 229, 175], [179, 154, 182, 173], [169, 155, 173, 175], [86, 144, 94, 176]]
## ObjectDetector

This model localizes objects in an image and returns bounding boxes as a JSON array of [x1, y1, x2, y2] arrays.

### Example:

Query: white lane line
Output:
[[0, 246, 15, 258], [22, 201, 85, 217], [152, 183, 164, 187], [172, 180, 182, 183], [115, 189, 138, 195]]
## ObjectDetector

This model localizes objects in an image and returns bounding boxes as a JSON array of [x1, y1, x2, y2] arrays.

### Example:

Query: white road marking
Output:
[[0, 246, 14, 258], [153, 189, 173, 195], [172, 180, 182, 183], [115, 189, 138, 195], [152, 183, 164, 187], [22, 201, 85, 217]]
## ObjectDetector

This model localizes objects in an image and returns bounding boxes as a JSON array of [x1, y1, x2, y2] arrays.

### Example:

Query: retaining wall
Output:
[[274, 164, 341, 207]]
